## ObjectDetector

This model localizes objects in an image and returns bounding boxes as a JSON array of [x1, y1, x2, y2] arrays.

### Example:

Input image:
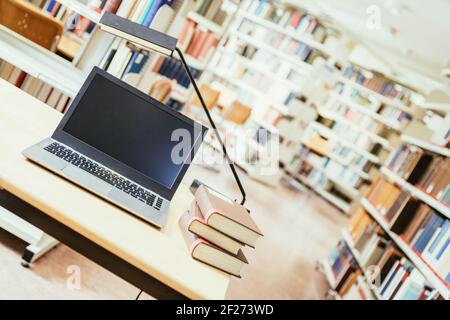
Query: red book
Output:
[[50, 3, 61, 16], [185, 27, 202, 56], [103, 0, 122, 14], [197, 33, 219, 60], [15, 71, 27, 88], [289, 12, 302, 29], [178, 19, 195, 48]]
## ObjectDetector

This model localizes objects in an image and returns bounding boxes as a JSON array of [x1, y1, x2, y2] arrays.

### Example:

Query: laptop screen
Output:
[[62, 73, 200, 189]]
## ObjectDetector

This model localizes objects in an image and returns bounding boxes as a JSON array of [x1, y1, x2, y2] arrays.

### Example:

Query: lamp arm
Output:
[[174, 47, 246, 206]]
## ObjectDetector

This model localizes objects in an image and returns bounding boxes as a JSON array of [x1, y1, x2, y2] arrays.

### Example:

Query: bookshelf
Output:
[[360, 198, 450, 300], [400, 134, 450, 158], [307, 121, 380, 164], [380, 166, 450, 220], [236, 9, 332, 56], [339, 77, 413, 114], [419, 102, 450, 113], [186, 11, 226, 36], [296, 60, 426, 213], [317, 107, 391, 149], [329, 92, 403, 131], [0, 24, 86, 97], [340, 228, 382, 299], [56, 0, 102, 23], [231, 31, 314, 72], [299, 158, 360, 199], [196, 0, 349, 187], [284, 165, 351, 213], [319, 258, 337, 289], [207, 68, 290, 115]]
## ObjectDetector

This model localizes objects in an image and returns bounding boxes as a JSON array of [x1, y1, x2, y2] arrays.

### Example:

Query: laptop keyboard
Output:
[[44, 142, 163, 211]]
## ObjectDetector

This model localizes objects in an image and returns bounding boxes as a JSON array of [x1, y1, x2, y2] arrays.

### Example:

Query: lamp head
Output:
[[98, 12, 177, 56]]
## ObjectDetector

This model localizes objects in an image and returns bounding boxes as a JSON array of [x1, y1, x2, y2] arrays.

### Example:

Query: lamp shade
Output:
[[98, 11, 177, 56]]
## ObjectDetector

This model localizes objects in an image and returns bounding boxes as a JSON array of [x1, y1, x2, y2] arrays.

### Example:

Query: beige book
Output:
[[188, 200, 244, 255], [179, 210, 247, 277], [195, 185, 263, 247]]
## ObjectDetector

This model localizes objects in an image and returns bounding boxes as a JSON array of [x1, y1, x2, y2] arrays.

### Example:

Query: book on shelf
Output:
[[152, 56, 201, 88], [179, 19, 219, 61], [121, 49, 150, 85], [365, 177, 401, 215], [364, 175, 450, 285], [179, 210, 248, 277], [340, 213, 441, 300], [387, 144, 450, 204], [193, 0, 226, 25], [342, 65, 413, 104], [244, 0, 329, 43], [0, 62, 72, 113]]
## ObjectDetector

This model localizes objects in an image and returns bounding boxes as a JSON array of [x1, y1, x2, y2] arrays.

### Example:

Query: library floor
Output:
[[0, 162, 348, 299]]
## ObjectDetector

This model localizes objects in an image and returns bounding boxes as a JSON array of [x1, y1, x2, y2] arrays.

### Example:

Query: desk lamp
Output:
[[99, 12, 246, 205]]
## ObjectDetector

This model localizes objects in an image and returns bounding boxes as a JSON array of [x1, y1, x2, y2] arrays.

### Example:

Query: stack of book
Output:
[[0, 61, 71, 112], [387, 144, 450, 204], [179, 185, 263, 277], [178, 19, 220, 61]]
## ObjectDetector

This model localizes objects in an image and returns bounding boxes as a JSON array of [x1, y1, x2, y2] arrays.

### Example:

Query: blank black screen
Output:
[[63, 74, 197, 189]]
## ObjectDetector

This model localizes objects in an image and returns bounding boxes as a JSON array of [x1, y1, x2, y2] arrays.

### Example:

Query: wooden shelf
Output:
[[340, 229, 382, 300], [58, 0, 102, 23], [317, 108, 391, 149], [237, 10, 331, 56], [0, 25, 86, 97], [187, 11, 225, 35], [309, 121, 380, 164], [380, 166, 450, 219], [233, 31, 313, 73], [329, 92, 403, 130], [360, 198, 450, 299], [401, 134, 450, 157], [339, 77, 413, 114]]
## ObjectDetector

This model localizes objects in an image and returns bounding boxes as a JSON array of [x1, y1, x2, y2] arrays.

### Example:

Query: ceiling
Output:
[[283, 0, 450, 93]]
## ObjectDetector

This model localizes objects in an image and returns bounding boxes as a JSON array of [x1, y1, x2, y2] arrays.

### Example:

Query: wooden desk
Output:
[[0, 79, 230, 299]]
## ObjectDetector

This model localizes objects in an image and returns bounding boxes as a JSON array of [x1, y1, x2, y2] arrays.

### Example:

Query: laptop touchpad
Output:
[[61, 166, 113, 195]]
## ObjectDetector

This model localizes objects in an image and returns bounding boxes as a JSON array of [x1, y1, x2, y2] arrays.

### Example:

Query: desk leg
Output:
[[22, 233, 59, 267]]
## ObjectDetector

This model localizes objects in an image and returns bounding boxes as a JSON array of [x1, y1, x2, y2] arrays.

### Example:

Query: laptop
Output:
[[23, 67, 207, 228]]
